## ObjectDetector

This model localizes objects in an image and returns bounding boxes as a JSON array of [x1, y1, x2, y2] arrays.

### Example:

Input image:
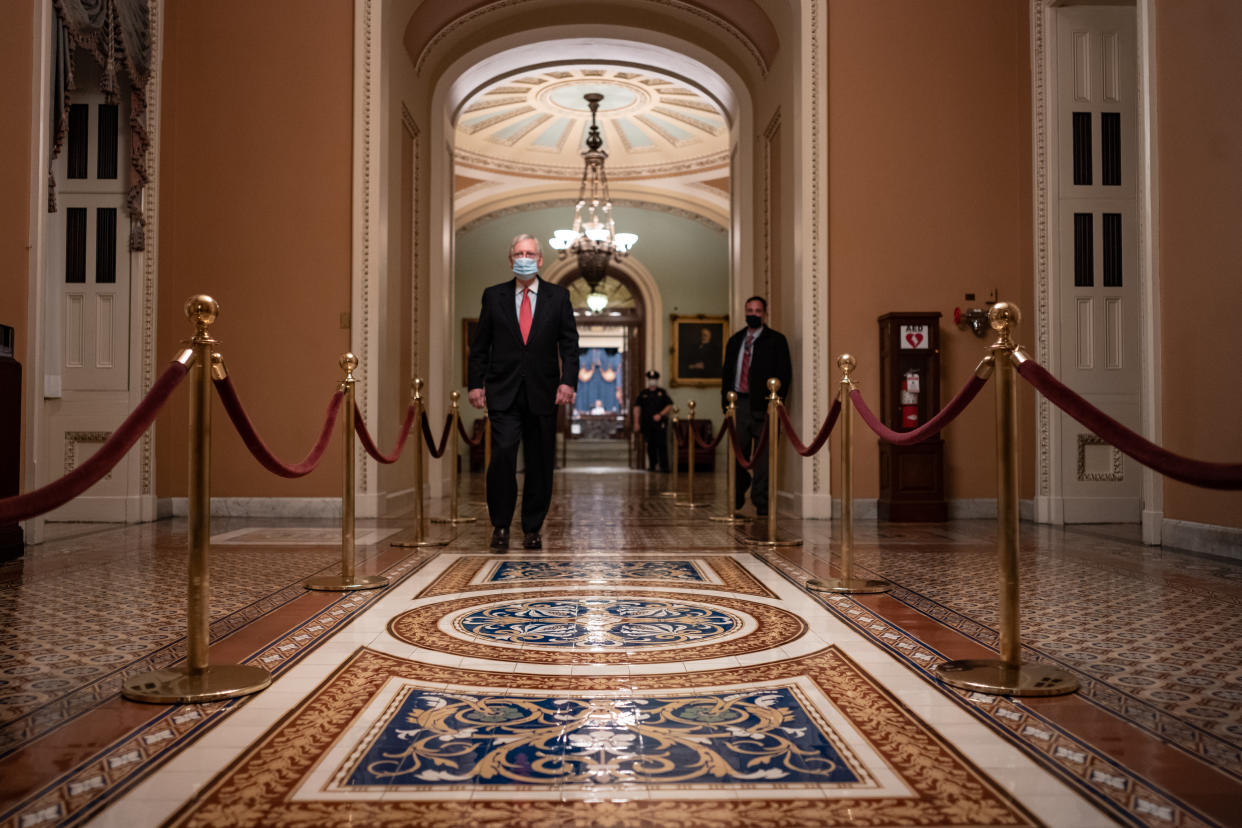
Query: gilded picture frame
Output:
[[670, 315, 727, 387]]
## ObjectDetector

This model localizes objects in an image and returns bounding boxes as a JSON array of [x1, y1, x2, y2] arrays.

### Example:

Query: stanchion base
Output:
[[740, 533, 803, 547], [934, 659, 1079, 697], [430, 516, 478, 525], [675, 501, 709, 509], [806, 577, 891, 594], [709, 514, 750, 522], [122, 664, 271, 704], [304, 574, 390, 591], [658, 492, 678, 498]]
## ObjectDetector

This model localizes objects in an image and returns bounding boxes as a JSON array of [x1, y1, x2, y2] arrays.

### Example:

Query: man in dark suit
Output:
[[721, 296, 792, 517], [467, 234, 579, 550]]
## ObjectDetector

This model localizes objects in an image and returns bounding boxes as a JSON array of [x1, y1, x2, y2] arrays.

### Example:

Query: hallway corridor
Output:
[[2, 468, 1240, 826]]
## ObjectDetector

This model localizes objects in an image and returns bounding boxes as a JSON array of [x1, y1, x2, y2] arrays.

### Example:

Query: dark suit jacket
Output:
[[721, 326, 792, 413], [468, 277, 579, 415]]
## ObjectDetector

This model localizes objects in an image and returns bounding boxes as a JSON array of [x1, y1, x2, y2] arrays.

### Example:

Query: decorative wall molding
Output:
[[64, 432, 113, 480], [1076, 433, 1124, 482], [352, 0, 380, 499], [452, 147, 731, 179], [139, 0, 163, 498], [414, 0, 768, 78], [807, 0, 824, 496], [761, 109, 780, 303], [1031, 0, 1054, 504]]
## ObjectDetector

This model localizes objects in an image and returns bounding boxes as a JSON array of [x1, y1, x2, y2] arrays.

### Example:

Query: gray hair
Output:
[[509, 233, 543, 258]]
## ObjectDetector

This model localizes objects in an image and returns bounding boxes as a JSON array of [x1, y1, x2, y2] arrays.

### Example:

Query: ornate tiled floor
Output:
[[2, 469, 1240, 826]]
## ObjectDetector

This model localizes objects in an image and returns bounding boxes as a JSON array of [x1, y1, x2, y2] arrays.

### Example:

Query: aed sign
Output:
[[899, 324, 929, 350]]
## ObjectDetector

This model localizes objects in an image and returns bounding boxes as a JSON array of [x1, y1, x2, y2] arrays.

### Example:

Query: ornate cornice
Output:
[[456, 198, 726, 235], [415, 0, 768, 78], [450, 147, 731, 180]]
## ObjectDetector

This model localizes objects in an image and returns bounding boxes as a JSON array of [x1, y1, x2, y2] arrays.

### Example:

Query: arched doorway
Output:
[[555, 268, 645, 468]]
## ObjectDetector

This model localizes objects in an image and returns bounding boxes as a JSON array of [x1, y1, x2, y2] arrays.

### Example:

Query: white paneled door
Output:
[[1055, 6, 1142, 522]]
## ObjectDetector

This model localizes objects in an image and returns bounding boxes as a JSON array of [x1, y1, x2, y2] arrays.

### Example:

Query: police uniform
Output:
[[632, 371, 673, 472]]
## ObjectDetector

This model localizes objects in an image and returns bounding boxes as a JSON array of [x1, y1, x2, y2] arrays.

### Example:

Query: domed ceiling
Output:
[[452, 66, 731, 229]]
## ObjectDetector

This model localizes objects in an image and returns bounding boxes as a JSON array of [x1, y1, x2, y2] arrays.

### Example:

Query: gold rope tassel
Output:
[[122, 296, 271, 703], [933, 303, 1077, 697]]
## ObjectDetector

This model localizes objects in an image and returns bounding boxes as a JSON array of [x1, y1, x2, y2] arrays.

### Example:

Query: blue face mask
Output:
[[512, 258, 539, 277]]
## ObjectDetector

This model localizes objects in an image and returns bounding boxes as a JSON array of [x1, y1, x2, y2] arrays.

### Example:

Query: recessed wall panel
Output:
[[1076, 297, 1094, 370], [96, 294, 115, 368], [65, 294, 85, 368], [1105, 297, 1122, 369]]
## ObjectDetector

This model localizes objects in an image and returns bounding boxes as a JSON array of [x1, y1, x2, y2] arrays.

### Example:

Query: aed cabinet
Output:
[[877, 312, 948, 521]]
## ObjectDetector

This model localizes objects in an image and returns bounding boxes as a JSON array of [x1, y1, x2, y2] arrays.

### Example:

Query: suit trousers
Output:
[[487, 384, 558, 533], [733, 395, 770, 513]]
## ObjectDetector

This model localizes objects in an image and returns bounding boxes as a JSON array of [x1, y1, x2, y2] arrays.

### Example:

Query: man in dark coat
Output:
[[720, 296, 792, 517], [632, 370, 673, 472], [467, 234, 579, 550]]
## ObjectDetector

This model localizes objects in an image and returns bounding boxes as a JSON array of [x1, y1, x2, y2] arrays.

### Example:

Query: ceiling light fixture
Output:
[[548, 93, 637, 312]]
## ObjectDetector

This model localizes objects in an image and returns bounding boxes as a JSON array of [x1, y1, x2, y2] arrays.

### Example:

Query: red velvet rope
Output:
[[0, 361, 189, 524], [214, 375, 344, 478], [850, 374, 989, 446], [1017, 359, 1242, 490], [421, 411, 454, 459], [727, 417, 769, 471], [690, 418, 729, 451], [354, 402, 416, 464], [457, 415, 486, 447], [777, 398, 842, 457]]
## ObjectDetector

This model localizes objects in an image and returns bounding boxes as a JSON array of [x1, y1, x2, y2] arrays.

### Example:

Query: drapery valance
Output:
[[49, 0, 151, 251]]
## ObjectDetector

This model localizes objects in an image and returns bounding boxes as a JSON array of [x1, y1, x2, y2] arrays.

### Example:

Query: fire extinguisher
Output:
[[900, 370, 920, 429]]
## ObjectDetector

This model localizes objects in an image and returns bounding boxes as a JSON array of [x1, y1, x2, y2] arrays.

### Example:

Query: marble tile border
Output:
[[209, 527, 403, 546], [760, 551, 1229, 828]]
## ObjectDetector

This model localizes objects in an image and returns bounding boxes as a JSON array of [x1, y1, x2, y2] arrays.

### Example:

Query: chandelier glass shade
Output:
[[549, 93, 637, 312]]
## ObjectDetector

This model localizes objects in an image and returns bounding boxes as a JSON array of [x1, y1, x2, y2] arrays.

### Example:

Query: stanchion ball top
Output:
[[451, 390, 460, 402], [989, 302, 1020, 331], [767, 378, 782, 393], [837, 354, 856, 374], [688, 399, 696, 411], [727, 390, 738, 403], [340, 353, 359, 373], [184, 295, 219, 327]]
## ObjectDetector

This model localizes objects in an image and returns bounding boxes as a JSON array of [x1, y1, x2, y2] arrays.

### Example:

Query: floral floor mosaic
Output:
[[2, 471, 1240, 826]]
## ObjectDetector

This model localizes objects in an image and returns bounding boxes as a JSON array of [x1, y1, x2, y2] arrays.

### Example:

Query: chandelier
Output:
[[548, 93, 637, 312]]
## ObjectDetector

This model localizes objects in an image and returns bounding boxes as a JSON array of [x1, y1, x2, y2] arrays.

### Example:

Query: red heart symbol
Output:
[[905, 332, 924, 348]]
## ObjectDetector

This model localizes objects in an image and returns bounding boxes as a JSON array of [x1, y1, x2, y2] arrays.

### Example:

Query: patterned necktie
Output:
[[738, 332, 754, 393], [519, 287, 532, 344]]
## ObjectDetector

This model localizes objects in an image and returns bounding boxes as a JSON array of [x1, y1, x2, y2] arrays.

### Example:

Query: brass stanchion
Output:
[[742, 379, 801, 547], [306, 354, 389, 591], [483, 417, 491, 504], [123, 296, 271, 703], [676, 400, 707, 509], [391, 378, 450, 548], [808, 355, 889, 594], [934, 303, 1077, 696], [659, 406, 680, 497], [432, 391, 476, 524], [711, 391, 747, 522]]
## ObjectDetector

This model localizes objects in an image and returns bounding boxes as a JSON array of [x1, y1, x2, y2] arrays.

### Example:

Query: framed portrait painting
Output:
[[670, 315, 726, 387]]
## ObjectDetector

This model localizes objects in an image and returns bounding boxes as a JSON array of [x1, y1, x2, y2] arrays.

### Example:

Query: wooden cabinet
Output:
[[877, 312, 947, 522]]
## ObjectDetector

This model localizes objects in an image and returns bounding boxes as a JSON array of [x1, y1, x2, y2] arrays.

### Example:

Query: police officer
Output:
[[632, 370, 673, 472]]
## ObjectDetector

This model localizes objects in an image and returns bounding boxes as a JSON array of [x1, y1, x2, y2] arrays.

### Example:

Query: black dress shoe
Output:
[[523, 532, 542, 550], [490, 527, 509, 550]]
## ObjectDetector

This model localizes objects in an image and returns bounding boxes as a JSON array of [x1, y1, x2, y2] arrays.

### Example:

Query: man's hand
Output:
[[468, 388, 486, 409], [652, 413, 662, 422], [555, 384, 576, 406]]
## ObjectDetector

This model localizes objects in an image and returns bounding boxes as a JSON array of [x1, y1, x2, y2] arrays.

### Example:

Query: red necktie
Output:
[[738, 333, 754, 393], [519, 287, 532, 344]]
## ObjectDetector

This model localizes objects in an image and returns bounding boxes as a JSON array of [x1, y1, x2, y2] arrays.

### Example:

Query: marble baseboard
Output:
[[167, 497, 342, 518], [827, 499, 1036, 521], [1161, 518, 1242, 560]]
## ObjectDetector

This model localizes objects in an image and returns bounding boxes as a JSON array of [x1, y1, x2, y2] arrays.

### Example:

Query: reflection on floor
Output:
[[2, 469, 1240, 826]]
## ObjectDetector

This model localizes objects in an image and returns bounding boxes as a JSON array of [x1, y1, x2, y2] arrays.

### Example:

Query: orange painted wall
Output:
[[155, 0, 353, 498], [1156, 0, 1242, 528], [0, 3, 34, 417], [827, 0, 1034, 500]]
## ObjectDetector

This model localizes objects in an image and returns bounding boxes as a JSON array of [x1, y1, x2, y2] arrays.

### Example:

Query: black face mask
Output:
[[745, 315, 763, 329]]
